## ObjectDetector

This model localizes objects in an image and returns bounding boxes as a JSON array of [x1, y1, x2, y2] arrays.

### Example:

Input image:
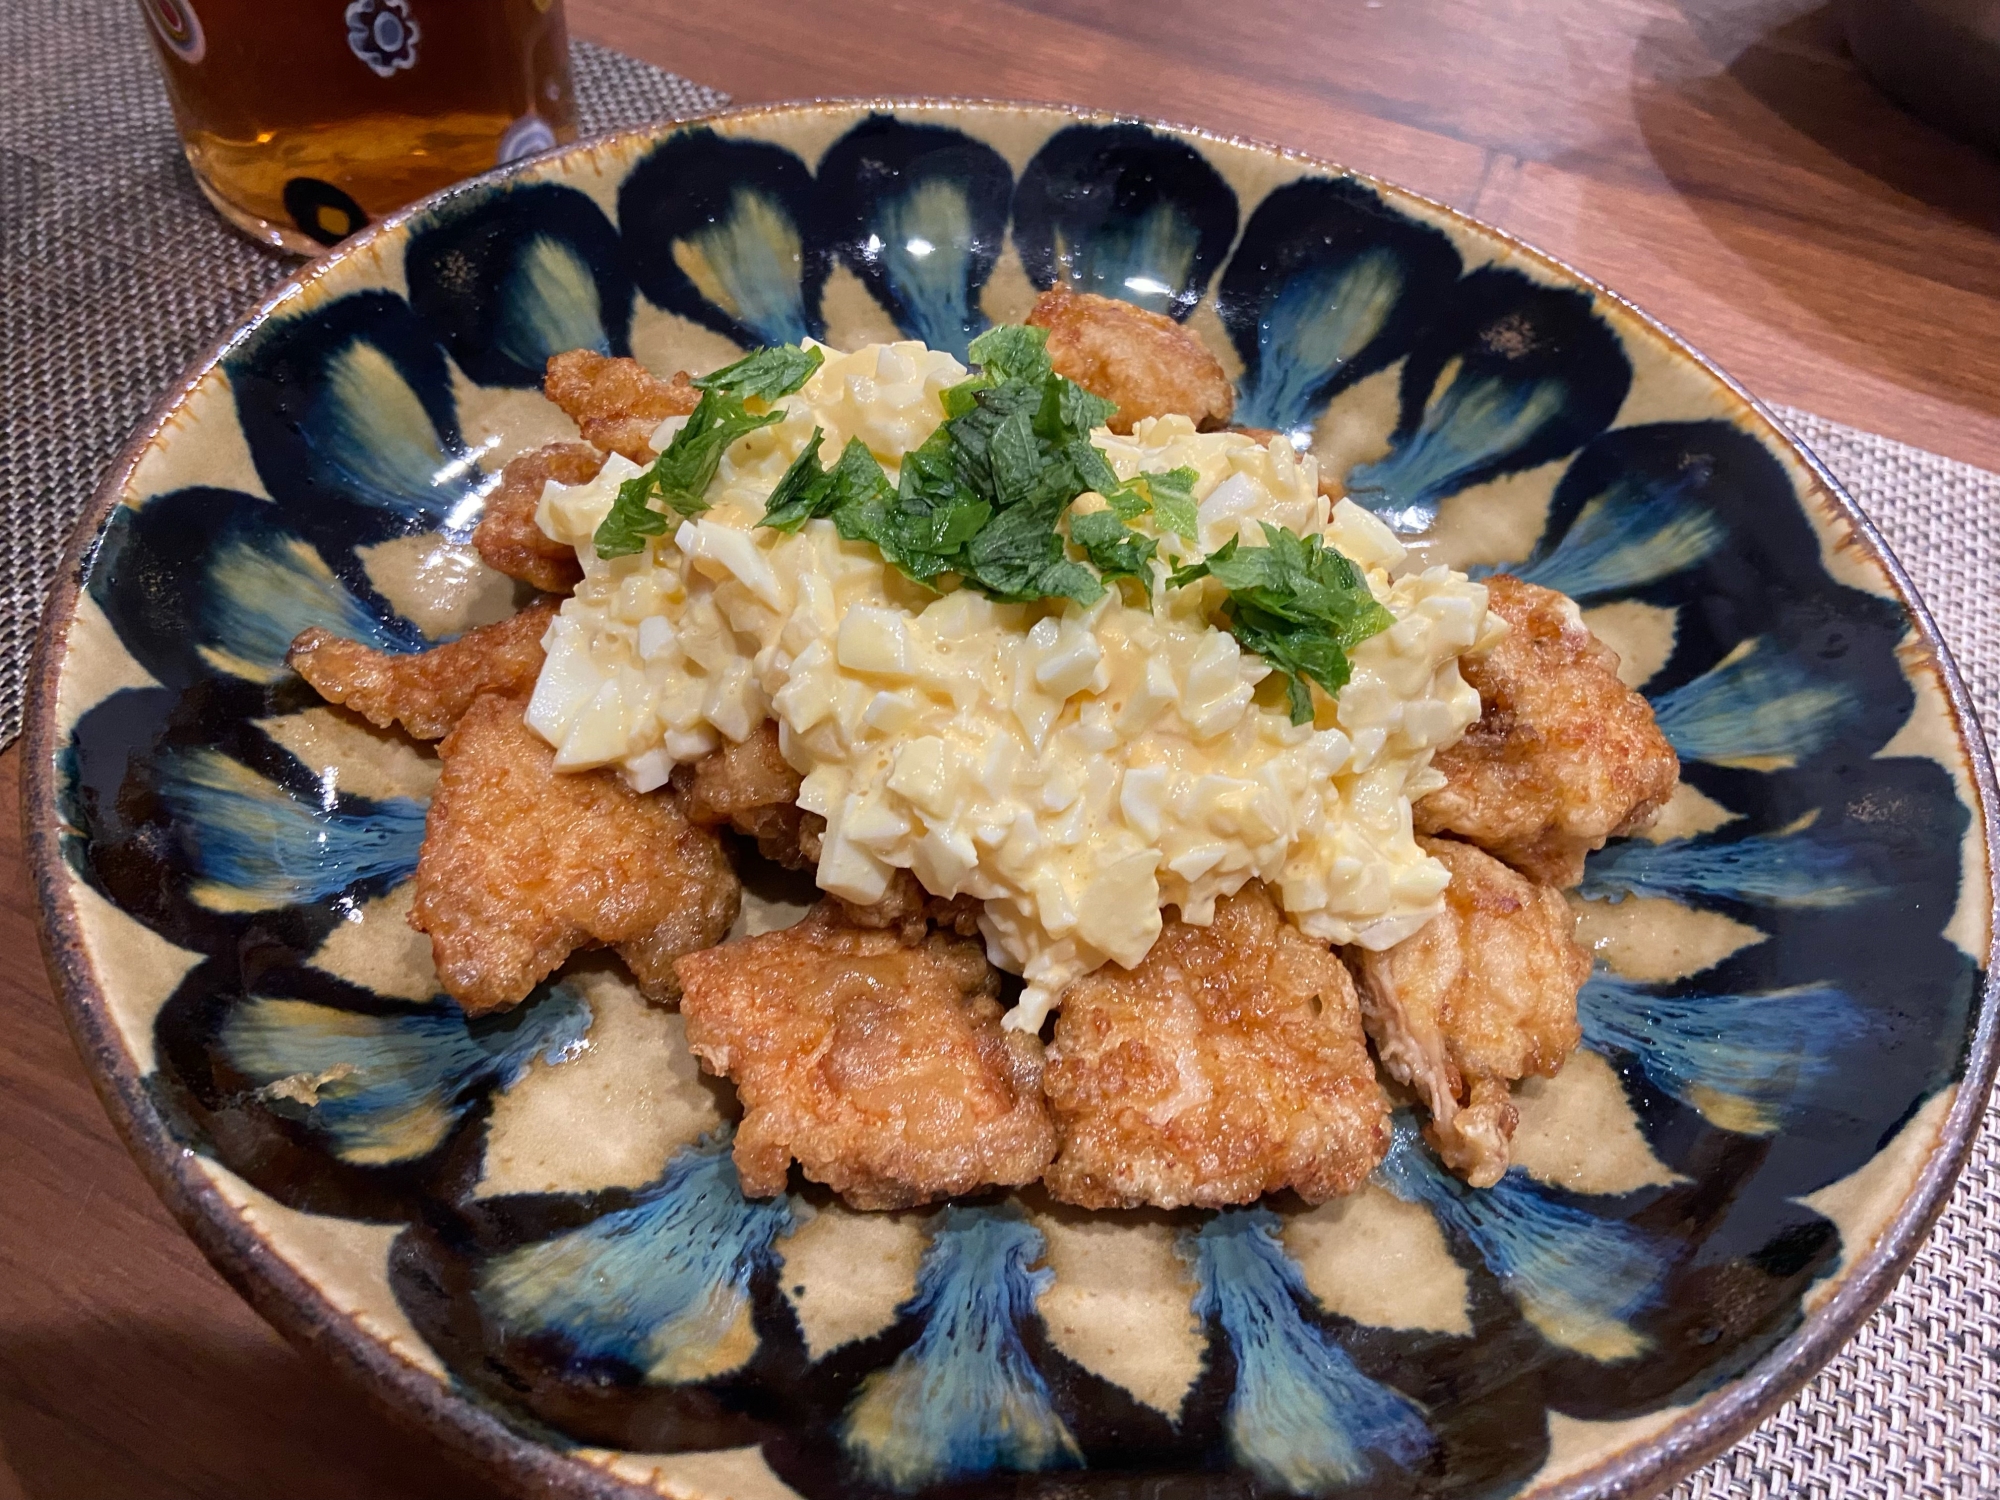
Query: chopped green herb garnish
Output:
[[593, 387, 783, 557], [1069, 508, 1157, 587], [963, 323, 1053, 386], [1170, 521, 1395, 724], [726, 330, 1289, 620], [753, 324, 1123, 603], [837, 442, 984, 583], [1134, 465, 1200, 542], [1086, 461, 1199, 540], [758, 428, 902, 534], [758, 428, 834, 531], [958, 505, 1104, 605], [692, 342, 825, 401], [1044, 377, 1118, 443]]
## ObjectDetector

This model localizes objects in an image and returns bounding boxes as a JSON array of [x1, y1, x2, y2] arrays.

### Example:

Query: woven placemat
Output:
[[1, 5, 1995, 1496]]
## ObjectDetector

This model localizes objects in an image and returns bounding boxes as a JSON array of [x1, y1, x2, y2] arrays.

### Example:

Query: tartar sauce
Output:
[[524, 339, 1501, 1028]]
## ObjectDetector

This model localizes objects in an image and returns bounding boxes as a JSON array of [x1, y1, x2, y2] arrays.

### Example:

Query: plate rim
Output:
[[21, 95, 2000, 1500]]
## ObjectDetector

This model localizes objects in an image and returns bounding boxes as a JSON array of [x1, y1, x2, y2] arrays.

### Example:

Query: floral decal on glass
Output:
[[345, 0, 420, 78]]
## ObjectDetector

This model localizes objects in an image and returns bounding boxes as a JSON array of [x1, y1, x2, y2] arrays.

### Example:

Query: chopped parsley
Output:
[[1170, 522, 1395, 724]]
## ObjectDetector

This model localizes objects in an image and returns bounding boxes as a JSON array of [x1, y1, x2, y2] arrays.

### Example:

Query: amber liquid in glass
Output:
[[139, 0, 579, 253]]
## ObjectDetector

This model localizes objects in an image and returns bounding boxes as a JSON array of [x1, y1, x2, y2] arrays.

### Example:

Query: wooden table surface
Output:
[[6, 2, 1999, 1494]]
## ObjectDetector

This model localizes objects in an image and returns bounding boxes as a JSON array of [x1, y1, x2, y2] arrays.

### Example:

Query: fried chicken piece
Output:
[[473, 441, 602, 593], [1348, 837, 1589, 1187], [670, 727, 968, 913], [671, 720, 818, 869], [1027, 286, 1234, 434], [1416, 575, 1679, 887], [543, 349, 701, 463], [833, 868, 983, 944], [676, 904, 1054, 1208], [1042, 882, 1389, 1210], [411, 693, 739, 1014], [288, 600, 557, 741]]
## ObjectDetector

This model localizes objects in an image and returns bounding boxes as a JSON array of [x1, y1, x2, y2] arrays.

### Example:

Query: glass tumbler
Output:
[[137, 0, 580, 254]]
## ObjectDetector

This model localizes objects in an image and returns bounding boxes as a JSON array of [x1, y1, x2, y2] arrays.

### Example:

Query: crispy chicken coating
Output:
[[1042, 883, 1389, 1210], [832, 868, 983, 945], [676, 904, 1054, 1208], [670, 727, 975, 914], [543, 349, 700, 464], [1027, 286, 1235, 434], [671, 720, 820, 869], [472, 441, 602, 593], [411, 693, 739, 1014], [1416, 575, 1679, 887], [288, 600, 557, 741], [1348, 837, 1589, 1187]]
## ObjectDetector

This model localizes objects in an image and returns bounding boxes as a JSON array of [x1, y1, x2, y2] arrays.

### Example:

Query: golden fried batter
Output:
[[832, 868, 983, 945], [1348, 837, 1589, 1187], [472, 441, 601, 593], [543, 349, 700, 463], [288, 600, 557, 741], [1027, 286, 1235, 434], [411, 693, 739, 1014], [1042, 883, 1389, 1210], [676, 904, 1054, 1208], [671, 720, 818, 869], [1416, 575, 1679, 887]]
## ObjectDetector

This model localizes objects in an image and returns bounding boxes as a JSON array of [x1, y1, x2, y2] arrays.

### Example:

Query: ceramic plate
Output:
[[25, 101, 1999, 1500]]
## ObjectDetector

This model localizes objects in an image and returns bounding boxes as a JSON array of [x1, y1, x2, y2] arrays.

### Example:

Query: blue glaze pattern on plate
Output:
[[1650, 640, 1863, 767], [154, 747, 425, 912], [90, 486, 426, 693], [839, 1205, 1081, 1489], [1216, 175, 1462, 439], [228, 291, 486, 538], [35, 103, 1992, 1500], [405, 181, 636, 388], [1011, 122, 1239, 319], [1189, 1208, 1432, 1492], [219, 982, 591, 1165], [619, 127, 826, 347], [1579, 821, 1893, 910], [813, 114, 1014, 360], [1511, 420, 1778, 600], [1578, 970, 1871, 1136], [475, 1133, 793, 1382], [1345, 266, 1632, 531], [1376, 1115, 1669, 1361]]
